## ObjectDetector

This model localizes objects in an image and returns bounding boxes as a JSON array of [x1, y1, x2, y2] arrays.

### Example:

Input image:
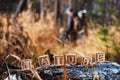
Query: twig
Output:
[[5, 62, 11, 80], [51, 35, 65, 47], [30, 67, 43, 80], [5, 54, 21, 61]]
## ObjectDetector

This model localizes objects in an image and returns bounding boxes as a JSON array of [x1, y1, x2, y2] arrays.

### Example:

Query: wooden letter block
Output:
[[96, 52, 105, 62], [66, 54, 77, 65], [38, 55, 50, 66], [81, 56, 92, 66], [54, 56, 64, 66], [21, 59, 33, 70]]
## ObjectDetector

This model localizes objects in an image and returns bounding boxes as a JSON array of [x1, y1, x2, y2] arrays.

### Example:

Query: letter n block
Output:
[[21, 59, 33, 70]]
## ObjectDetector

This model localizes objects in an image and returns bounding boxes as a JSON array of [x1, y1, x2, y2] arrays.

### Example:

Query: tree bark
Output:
[[13, 0, 24, 20], [54, 0, 58, 25]]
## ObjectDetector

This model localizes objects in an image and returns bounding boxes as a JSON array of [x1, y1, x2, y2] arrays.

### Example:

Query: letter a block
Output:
[[81, 57, 92, 66], [66, 54, 77, 65], [21, 59, 33, 70], [38, 55, 50, 66], [54, 56, 64, 66], [96, 52, 105, 62]]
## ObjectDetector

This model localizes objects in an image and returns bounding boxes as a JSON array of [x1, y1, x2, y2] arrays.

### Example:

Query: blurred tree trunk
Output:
[[72, 0, 82, 12], [13, 0, 24, 20], [87, 0, 93, 12], [54, 0, 62, 26], [40, 0, 43, 12], [69, 0, 72, 7], [117, 0, 120, 16], [40, 0, 44, 19], [72, 0, 77, 11], [54, 0, 57, 24], [103, 0, 107, 25], [40, 0, 47, 19]]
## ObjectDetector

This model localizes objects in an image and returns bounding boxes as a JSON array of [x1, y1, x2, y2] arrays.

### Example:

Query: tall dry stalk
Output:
[[63, 54, 67, 80]]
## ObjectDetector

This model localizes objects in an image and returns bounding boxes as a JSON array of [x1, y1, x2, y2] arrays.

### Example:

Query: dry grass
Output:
[[0, 11, 120, 62]]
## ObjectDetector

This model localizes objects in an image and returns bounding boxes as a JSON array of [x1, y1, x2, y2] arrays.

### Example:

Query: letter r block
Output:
[[81, 57, 92, 66]]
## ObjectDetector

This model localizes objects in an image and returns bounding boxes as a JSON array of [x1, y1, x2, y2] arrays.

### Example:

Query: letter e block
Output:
[[96, 52, 105, 62]]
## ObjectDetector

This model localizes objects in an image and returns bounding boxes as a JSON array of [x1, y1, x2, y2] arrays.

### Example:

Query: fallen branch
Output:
[[4, 54, 42, 80], [30, 66, 42, 80]]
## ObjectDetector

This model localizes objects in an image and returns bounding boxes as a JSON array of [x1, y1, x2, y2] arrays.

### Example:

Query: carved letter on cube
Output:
[[67, 54, 77, 65], [21, 59, 33, 70], [81, 57, 92, 66], [96, 52, 105, 62], [38, 55, 50, 66], [54, 56, 64, 66]]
